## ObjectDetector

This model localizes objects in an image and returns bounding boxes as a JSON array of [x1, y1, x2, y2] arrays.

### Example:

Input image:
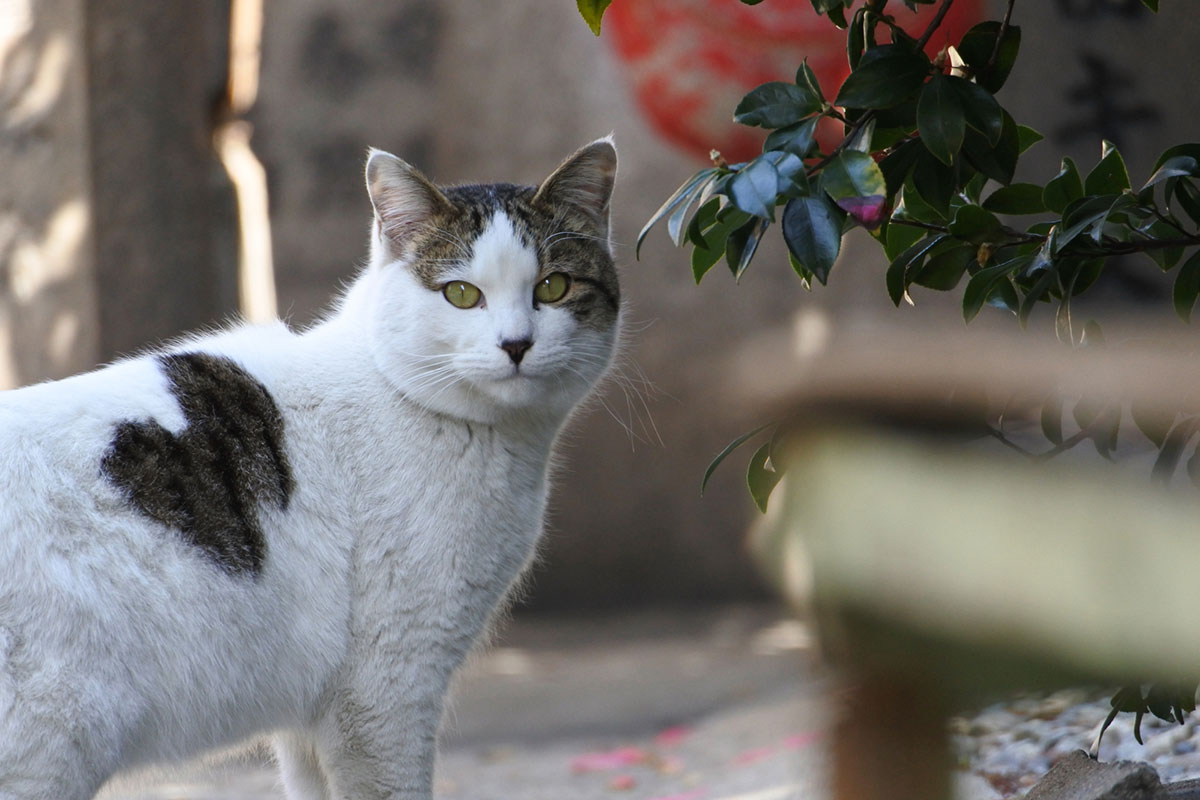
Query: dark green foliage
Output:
[[575, 0, 1198, 747], [1101, 684, 1197, 746], [835, 45, 930, 109], [735, 82, 823, 128]]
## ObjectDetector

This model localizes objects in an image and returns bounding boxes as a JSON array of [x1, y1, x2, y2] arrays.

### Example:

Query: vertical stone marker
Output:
[[0, 0, 99, 389]]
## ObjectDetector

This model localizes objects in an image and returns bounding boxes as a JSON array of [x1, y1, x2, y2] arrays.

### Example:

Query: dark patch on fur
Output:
[[102, 353, 293, 576]]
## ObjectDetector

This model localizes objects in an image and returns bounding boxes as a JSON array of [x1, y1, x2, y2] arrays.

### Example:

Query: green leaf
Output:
[[1057, 195, 1117, 249], [789, 252, 814, 288], [1176, 180, 1200, 226], [728, 158, 781, 221], [796, 59, 825, 103], [911, 150, 955, 218], [1066, 258, 1105, 296], [962, 111, 1019, 185], [1018, 252, 1058, 326], [685, 197, 721, 249], [886, 234, 946, 305], [1132, 402, 1171, 448], [1084, 141, 1131, 196], [884, 220, 925, 262], [847, 6, 867, 70], [764, 117, 820, 158], [726, 217, 770, 280], [1016, 125, 1044, 154], [1093, 194, 1137, 244], [957, 21, 1021, 94], [824, 2, 848, 28], [879, 138, 923, 197], [1073, 396, 1120, 459], [1141, 0, 1159, 9], [690, 209, 748, 283], [821, 150, 888, 229], [1173, 250, 1200, 322], [734, 82, 822, 129], [911, 242, 971, 290], [576, 0, 612, 35], [638, 169, 719, 257], [963, 170, 988, 204], [1142, 220, 1186, 270], [701, 423, 773, 495], [835, 45, 930, 110], [747, 441, 784, 513], [895, 175, 949, 224], [946, 76, 1004, 146], [1153, 144, 1200, 175], [917, 74, 965, 166], [1043, 158, 1084, 214], [1153, 417, 1200, 484], [781, 195, 845, 285], [983, 183, 1047, 215], [1144, 155, 1200, 190], [1040, 393, 1064, 445], [762, 150, 809, 196], [948, 205, 1004, 245]]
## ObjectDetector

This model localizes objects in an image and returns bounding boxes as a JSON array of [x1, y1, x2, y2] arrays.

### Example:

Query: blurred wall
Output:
[[0, 0, 99, 387], [3, 0, 1197, 610]]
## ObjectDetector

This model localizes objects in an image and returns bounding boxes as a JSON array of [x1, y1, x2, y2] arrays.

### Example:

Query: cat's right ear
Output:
[[365, 149, 450, 257]]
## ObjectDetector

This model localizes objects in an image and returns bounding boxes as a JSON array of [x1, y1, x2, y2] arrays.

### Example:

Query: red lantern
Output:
[[606, 0, 983, 164]]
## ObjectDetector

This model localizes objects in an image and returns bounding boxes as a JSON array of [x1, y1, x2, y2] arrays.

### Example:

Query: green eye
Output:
[[442, 281, 482, 309], [534, 272, 571, 304]]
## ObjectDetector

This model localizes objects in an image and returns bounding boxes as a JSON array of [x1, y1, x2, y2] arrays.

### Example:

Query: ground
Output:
[[93, 604, 1200, 800], [98, 605, 823, 800]]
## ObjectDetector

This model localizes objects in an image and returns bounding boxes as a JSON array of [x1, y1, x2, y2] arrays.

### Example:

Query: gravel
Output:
[[953, 689, 1200, 798]]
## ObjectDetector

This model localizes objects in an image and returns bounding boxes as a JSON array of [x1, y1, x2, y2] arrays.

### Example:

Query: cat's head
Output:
[[360, 139, 620, 425]]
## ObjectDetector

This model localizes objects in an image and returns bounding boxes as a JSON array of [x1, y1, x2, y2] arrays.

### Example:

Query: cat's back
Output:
[[0, 322, 297, 505]]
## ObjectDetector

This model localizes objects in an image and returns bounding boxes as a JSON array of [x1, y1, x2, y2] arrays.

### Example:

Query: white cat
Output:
[[0, 139, 620, 800]]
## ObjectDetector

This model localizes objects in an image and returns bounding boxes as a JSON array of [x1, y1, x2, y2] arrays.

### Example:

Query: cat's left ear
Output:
[[533, 138, 618, 234]]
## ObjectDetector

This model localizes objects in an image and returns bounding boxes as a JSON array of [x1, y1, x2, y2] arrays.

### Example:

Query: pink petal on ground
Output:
[[782, 732, 821, 750], [732, 745, 777, 766], [654, 725, 693, 748], [646, 790, 707, 800], [571, 746, 649, 773], [655, 755, 686, 775], [608, 774, 637, 791]]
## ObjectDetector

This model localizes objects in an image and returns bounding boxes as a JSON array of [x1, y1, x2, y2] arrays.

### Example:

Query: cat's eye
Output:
[[443, 281, 482, 309], [534, 272, 571, 304]]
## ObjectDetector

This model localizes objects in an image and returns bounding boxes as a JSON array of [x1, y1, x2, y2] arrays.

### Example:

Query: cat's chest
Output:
[[301, 397, 551, 595]]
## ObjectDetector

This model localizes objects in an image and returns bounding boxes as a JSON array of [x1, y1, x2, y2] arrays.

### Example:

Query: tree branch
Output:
[[986, 0, 1017, 71], [915, 0, 956, 52], [1035, 405, 1118, 462]]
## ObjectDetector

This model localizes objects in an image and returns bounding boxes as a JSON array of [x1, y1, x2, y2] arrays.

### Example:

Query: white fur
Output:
[[0, 150, 617, 799]]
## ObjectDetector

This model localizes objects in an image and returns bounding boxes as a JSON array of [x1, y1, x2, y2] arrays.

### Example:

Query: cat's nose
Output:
[[500, 338, 533, 365]]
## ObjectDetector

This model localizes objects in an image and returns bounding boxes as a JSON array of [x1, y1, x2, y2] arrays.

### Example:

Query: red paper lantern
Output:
[[606, 0, 984, 164]]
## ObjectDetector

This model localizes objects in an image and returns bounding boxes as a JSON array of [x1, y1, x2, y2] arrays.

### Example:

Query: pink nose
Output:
[[500, 339, 532, 364]]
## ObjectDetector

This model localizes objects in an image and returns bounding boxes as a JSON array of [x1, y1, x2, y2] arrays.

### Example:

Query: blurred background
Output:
[[1, 0, 1197, 619]]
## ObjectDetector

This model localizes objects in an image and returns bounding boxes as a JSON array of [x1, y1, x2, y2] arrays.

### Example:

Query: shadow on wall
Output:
[[0, 0, 100, 390]]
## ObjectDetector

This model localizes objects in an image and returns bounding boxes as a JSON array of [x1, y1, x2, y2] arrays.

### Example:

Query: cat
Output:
[[0, 138, 620, 800]]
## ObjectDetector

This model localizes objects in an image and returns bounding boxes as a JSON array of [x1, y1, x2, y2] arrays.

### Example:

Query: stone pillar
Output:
[[84, 0, 237, 361], [0, 0, 99, 388]]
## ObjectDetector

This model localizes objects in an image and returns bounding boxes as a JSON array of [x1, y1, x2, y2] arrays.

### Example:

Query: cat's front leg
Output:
[[316, 670, 446, 800], [275, 731, 333, 800]]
